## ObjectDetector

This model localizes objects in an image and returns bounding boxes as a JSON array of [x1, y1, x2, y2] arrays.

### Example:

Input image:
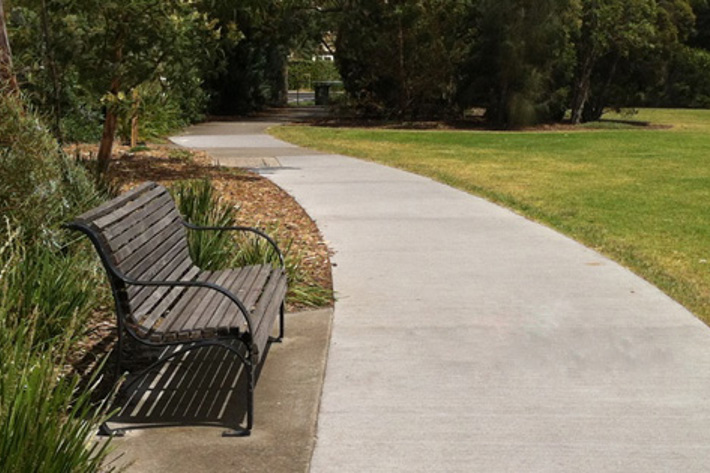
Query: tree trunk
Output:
[[583, 55, 619, 122], [97, 39, 123, 174], [130, 88, 140, 148], [97, 107, 117, 174], [97, 76, 121, 174], [570, 55, 594, 125], [0, 0, 19, 94], [397, 14, 407, 116]]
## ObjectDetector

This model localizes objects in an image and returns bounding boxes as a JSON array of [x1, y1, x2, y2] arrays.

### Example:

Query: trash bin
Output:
[[314, 82, 331, 105]]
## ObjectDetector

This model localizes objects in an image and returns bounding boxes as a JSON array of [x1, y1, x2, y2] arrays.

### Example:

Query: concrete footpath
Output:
[[171, 110, 710, 472]]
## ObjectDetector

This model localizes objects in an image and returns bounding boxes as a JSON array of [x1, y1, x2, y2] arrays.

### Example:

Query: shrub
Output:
[[0, 92, 113, 472], [0, 88, 107, 244], [171, 179, 240, 270]]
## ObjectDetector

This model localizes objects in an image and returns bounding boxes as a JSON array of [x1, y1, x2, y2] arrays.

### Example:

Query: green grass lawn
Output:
[[271, 108, 710, 324]]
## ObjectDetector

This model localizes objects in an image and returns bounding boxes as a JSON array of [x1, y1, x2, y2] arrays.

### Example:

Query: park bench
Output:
[[65, 181, 287, 437]]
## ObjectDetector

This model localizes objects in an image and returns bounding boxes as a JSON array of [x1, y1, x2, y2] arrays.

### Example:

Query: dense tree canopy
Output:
[[334, 0, 707, 126], [3, 0, 709, 142]]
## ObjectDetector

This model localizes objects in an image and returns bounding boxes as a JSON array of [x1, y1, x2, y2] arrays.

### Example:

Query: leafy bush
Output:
[[0, 88, 106, 244], [0, 92, 113, 472], [171, 179, 239, 270], [0, 324, 113, 473], [116, 81, 192, 145], [664, 46, 710, 108]]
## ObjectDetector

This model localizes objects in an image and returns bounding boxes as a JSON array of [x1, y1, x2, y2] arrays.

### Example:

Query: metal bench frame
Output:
[[65, 182, 287, 437]]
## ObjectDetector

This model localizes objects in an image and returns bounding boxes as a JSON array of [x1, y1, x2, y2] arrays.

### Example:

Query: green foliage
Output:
[[0, 84, 113, 473], [335, 0, 471, 119], [0, 319, 113, 473], [204, 0, 326, 114], [0, 89, 109, 348], [0, 235, 105, 349], [664, 45, 710, 106], [288, 59, 340, 90], [116, 81, 190, 144], [7, 0, 217, 143], [7, 0, 710, 131], [171, 179, 239, 270], [570, 0, 697, 122], [461, 0, 578, 127], [170, 178, 332, 307], [0, 87, 105, 242], [0, 223, 113, 473]]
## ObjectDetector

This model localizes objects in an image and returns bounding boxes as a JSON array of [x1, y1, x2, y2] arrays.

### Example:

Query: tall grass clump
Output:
[[0, 224, 114, 473], [0, 89, 114, 472], [0, 324, 114, 473], [171, 179, 332, 307], [0, 226, 105, 348]]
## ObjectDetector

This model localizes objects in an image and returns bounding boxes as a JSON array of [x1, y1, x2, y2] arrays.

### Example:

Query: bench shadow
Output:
[[105, 341, 271, 434]]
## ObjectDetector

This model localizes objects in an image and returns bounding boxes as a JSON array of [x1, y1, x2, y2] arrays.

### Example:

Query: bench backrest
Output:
[[68, 182, 196, 333]]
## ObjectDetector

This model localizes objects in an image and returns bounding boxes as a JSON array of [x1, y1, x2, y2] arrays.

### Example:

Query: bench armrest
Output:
[[181, 220, 285, 269], [122, 276, 256, 342], [63, 221, 259, 344]]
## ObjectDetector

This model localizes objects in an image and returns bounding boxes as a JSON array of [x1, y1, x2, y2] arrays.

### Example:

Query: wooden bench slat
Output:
[[130, 254, 195, 319], [112, 212, 184, 265], [214, 266, 269, 332], [201, 268, 256, 336], [252, 269, 286, 332], [103, 194, 175, 245], [158, 270, 216, 338], [207, 265, 266, 334], [93, 185, 168, 230], [238, 265, 272, 314], [245, 269, 282, 352], [154, 270, 219, 337], [251, 273, 288, 359], [75, 182, 157, 223], [127, 245, 192, 304], [119, 223, 186, 276], [176, 270, 235, 337], [196, 269, 249, 338], [137, 265, 201, 333]]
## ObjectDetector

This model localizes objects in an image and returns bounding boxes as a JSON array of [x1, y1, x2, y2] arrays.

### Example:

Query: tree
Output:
[[335, 0, 470, 118], [61, 0, 216, 171], [0, 0, 18, 93], [570, 0, 658, 123], [460, 0, 578, 128], [203, 0, 329, 114]]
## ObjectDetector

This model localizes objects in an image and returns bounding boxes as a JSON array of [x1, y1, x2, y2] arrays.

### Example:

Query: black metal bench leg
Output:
[[223, 359, 255, 437], [269, 301, 285, 344], [98, 422, 126, 437], [114, 330, 124, 382]]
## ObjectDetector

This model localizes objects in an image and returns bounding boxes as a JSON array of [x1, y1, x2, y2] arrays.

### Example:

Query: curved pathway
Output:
[[174, 112, 710, 472]]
